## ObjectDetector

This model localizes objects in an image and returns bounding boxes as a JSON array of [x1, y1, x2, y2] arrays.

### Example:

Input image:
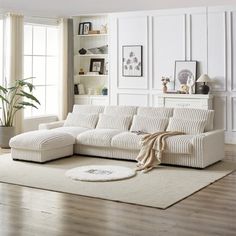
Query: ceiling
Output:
[[0, 0, 236, 17]]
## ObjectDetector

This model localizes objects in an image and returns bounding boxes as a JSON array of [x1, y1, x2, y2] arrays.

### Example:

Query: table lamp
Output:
[[196, 74, 211, 94]]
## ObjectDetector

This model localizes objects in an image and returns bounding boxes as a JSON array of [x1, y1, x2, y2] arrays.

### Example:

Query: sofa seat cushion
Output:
[[154, 134, 194, 154], [9, 130, 75, 151], [52, 127, 89, 138], [77, 129, 122, 147], [111, 132, 144, 150], [111, 132, 193, 154]]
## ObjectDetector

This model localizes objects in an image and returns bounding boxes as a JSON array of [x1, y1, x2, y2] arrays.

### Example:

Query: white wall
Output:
[[109, 5, 236, 144], [1, 0, 236, 17]]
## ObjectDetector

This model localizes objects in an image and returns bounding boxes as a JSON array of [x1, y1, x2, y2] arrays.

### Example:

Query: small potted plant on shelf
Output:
[[161, 77, 170, 93], [0, 78, 40, 148]]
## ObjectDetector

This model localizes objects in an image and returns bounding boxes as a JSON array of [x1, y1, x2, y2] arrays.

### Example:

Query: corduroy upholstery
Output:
[[10, 105, 224, 168]]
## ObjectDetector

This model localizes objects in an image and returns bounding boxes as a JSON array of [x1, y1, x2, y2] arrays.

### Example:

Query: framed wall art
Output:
[[122, 45, 143, 77], [174, 60, 197, 92], [89, 58, 105, 74]]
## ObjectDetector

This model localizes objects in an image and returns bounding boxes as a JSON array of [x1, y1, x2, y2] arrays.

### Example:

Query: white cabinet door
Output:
[[74, 96, 109, 105], [74, 97, 90, 105], [90, 97, 109, 105]]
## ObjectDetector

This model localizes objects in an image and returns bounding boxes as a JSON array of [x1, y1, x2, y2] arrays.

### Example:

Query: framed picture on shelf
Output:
[[78, 22, 92, 35], [174, 60, 197, 92], [122, 45, 143, 77], [90, 58, 105, 74], [82, 22, 92, 35], [78, 23, 84, 35]]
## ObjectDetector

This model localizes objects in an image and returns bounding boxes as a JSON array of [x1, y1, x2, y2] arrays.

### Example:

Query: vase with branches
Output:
[[0, 78, 40, 147]]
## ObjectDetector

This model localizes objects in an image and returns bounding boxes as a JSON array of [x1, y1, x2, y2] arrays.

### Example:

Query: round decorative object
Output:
[[178, 69, 193, 85], [79, 48, 87, 55], [198, 84, 209, 94], [65, 165, 136, 182]]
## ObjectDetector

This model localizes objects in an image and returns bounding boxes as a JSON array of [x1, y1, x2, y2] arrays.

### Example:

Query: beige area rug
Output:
[[0, 153, 235, 209]]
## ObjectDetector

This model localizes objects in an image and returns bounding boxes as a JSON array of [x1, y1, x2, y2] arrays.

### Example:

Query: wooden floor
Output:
[[0, 145, 236, 236]]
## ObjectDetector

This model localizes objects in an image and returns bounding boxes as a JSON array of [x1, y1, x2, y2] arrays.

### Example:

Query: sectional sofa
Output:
[[10, 105, 224, 168]]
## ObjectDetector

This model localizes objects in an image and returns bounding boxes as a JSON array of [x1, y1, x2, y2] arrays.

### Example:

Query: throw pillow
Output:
[[166, 118, 207, 134], [130, 115, 169, 133], [64, 113, 99, 128], [96, 114, 133, 131], [173, 108, 214, 132]]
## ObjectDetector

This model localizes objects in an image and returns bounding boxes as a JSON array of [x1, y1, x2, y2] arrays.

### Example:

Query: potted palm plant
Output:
[[0, 78, 40, 148]]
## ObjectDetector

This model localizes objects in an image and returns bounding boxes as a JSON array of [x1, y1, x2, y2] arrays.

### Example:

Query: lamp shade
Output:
[[197, 74, 211, 83]]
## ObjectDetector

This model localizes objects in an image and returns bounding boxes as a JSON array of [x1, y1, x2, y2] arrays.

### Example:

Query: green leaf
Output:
[[19, 91, 40, 105], [8, 86, 17, 90], [0, 85, 8, 93], [13, 105, 25, 110], [0, 94, 9, 104], [18, 101, 38, 109]]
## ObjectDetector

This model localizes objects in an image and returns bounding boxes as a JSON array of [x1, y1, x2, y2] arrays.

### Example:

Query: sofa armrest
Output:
[[38, 120, 65, 130], [191, 129, 224, 167]]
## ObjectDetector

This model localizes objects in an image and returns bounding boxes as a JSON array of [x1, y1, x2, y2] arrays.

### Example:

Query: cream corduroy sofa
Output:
[[35, 105, 224, 168]]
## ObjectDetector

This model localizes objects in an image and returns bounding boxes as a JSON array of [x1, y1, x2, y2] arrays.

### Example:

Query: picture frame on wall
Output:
[[122, 45, 143, 77], [90, 58, 105, 74], [78, 22, 92, 35], [174, 60, 197, 93]]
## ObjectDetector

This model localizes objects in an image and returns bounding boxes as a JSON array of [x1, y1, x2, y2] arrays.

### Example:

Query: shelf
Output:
[[75, 34, 109, 37], [75, 54, 108, 57], [74, 95, 108, 97], [78, 74, 108, 77]]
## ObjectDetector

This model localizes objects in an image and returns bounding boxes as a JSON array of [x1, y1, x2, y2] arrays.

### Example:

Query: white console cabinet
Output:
[[74, 95, 109, 105], [157, 94, 213, 110]]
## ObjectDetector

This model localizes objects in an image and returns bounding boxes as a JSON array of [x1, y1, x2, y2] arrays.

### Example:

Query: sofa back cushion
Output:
[[166, 118, 207, 134], [72, 105, 104, 114], [173, 108, 214, 131], [137, 107, 173, 118], [64, 113, 99, 128], [104, 106, 137, 116], [96, 114, 133, 131], [130, 115, 169, 133]]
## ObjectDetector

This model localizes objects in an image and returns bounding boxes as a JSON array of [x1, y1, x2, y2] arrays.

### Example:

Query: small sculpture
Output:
[[79, 68, 85, 75], [79, 48, 87, 55], [161, 77, 170, 93], [101, 24, 108, 34], [186, 75, 195, 94]]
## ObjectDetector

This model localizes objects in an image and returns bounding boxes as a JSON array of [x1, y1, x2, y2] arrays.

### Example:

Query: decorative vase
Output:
[[163, 85, 167, 93], [0, 126, 15, 148], [102, 87, 108, 95]]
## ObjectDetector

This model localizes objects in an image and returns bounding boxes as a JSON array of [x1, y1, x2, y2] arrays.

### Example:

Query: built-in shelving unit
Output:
[[75, 33, 109, 37], [73, 14, 109, 105]]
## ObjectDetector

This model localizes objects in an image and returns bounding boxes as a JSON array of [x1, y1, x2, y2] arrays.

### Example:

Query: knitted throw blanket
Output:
[[136, 131, 184, 173]]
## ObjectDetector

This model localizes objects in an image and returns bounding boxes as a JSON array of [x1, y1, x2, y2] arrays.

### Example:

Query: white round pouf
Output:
[[65, 165, 136, 182]]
